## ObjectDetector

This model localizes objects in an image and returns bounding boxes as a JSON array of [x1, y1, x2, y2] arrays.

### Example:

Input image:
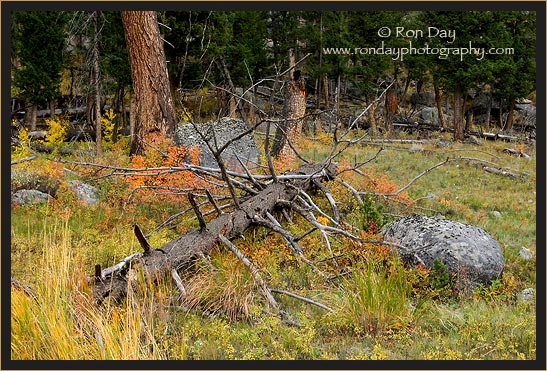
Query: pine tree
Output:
[[490, 11, 536, 131], [12, 11, 69, 130], [122, 11, 176, 155]]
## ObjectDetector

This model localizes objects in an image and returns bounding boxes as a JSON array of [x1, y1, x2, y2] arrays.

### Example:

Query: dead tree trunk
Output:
[[92, 11, 102, 156], [25, 102, 37, 131], [453, 84, 464, 141], [505, 97, 516, 131], [271, 71, 306, 161], [384, 82, 398, 133], [92, 162, 337, 304], [433, 77, 446, 130]]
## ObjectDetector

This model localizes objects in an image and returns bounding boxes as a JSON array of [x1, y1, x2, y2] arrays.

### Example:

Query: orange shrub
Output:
[[125, 137, 204, 204]]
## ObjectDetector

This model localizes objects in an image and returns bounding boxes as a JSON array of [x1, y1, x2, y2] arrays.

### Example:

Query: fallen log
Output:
[[92, 162, 338, 304], [503, 147, 531, 158], [482, 166, 519, 179], [30, 143, 94, 156]]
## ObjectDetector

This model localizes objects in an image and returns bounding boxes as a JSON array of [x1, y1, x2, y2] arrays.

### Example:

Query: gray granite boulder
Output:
[[419, 107, 439, 124], [410, 92, 435, 107], [174, 117, 260, 171], [12, 189, 52, 205], [382, 215, 504, 292], [70, 180, 98, 205]]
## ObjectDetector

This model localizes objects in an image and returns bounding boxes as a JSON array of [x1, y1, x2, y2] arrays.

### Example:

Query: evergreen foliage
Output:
[[12, 11, 69, 107]]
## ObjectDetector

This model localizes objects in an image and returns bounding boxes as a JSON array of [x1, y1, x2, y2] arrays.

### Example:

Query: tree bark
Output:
[[92, 162, 337, 304], [218, 56, 238, 119], [485, 87, 492, 128], [122, 11, 176, 156], [92, 11, 102, 156], [384, 83, 398, 133], [453, 84, 464, 141], [505, 97, 516, 131], [271, 74, 306, 161], [112, 86, 124, 143], [129, 92, 136, 149], [335, 73, 341, 114], [433, 78, 446, 129], [49, 100, 56, 120], [322, 74, 329, 107], [498, 98, 504, 129], [25, 102, 37, 131]]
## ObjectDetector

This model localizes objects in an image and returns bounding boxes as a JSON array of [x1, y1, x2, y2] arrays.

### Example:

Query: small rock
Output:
[[70, 180, 98, 205], [491, 211, 502, 218], [410, 143, 424, 153], [12, 189, 52, 205], [465, 135, 482, 146], [519, 247, 534, 261], [435, 140, 452, 148], [517, 288, 535, 303]]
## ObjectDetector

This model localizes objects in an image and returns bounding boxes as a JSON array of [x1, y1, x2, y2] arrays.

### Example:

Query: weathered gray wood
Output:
[[93, 162, 337, 304]]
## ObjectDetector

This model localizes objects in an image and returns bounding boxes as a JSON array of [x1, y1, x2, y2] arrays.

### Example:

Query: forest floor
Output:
[[10, 126, 537, 361]]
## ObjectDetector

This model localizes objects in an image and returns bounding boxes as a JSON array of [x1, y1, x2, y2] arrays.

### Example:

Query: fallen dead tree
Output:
[[92, 161, 339, 307], [69, 80, 530, 324]]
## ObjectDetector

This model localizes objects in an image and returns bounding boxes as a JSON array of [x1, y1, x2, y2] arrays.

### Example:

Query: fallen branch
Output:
[[218, 234, 300, 326], [361, 139, 429, 144], [11, 155, 37, 165], [270, 289, 334, 313], [483, 166, 518, 179], [11, 278, 38, 302]]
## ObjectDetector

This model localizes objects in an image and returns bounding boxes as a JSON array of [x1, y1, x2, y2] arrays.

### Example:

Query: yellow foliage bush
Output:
[[12, 126, 31, 159], [44, 118, 67, 146], [101, 108, 116, 142]]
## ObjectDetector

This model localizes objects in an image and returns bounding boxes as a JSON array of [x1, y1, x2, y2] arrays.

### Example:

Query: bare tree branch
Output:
[[218, 234, 300, 327], [270, 289, 334, 313]]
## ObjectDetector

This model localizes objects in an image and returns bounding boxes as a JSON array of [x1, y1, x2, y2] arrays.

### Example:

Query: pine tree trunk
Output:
[[403, 75, 411, 106], [384, 83, 398, 133], [499, 98, 504, 129], [122, 11, 176, 156], [335, 73, 341, 114], [49, 100, 56, 120], [25, 102, 37, 131], [367, 97, 377, 135], [322, 75, 329, 107], [466, 109, 474, 131], [219, 56, 241, 120], [112, 86, 124, 143], [129, 92, 136, 150], [433, 78, 446, 129], [453, 84, 464, 141], [485, 87, 492, 128], [505, 97, 516, 131], [93, 11, 102, 156], [315, 78, 320, 110]]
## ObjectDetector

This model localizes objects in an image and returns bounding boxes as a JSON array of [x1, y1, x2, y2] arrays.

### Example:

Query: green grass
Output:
[[10, 131, 537, 360]]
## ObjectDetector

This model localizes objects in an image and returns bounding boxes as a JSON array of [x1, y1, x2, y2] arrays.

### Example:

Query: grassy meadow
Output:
[[10, 128, 537, 360]]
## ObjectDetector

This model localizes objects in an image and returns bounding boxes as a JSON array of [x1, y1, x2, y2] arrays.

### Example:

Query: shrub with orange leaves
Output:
[[125, 136, 205, 204], [271, 153, 296, 173], [316, 216, 329, 226]]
